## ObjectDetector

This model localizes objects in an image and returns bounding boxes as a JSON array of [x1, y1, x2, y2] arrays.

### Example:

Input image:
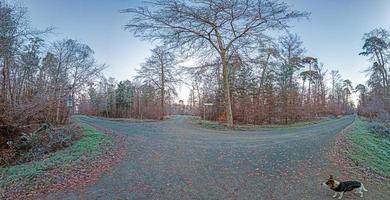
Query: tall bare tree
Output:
[[301, 57, 318, 104], [136, 46, 179, 120], [122, 0, 308, 126], [48, 39, 102, 122]]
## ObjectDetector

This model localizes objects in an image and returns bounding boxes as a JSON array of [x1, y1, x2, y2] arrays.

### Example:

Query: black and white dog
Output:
[[321, 175, 368, 199]]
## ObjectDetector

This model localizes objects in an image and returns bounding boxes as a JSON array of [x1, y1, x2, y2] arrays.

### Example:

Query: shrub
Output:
[[377, 111, 390, 124], [368, 122, 390, 137], [3, 124, 82, 166]]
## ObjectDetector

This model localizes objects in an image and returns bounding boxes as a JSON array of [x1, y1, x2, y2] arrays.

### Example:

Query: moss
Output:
[[346, 118, 390, 177], [0, 123, 113, 189]]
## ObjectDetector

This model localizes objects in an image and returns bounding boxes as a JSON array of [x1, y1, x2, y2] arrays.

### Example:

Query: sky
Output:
[[21, 0, 390, 102]]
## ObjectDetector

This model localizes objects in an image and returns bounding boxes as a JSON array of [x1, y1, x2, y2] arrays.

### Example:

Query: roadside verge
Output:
[[330, 117, 389, 179], [0, 123, 127, 199]]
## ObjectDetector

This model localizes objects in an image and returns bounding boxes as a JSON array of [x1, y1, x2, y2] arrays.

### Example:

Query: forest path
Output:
[[41, 115, 389, 199]]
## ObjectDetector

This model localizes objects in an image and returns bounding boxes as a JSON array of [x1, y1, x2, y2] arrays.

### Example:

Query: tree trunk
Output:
[[56, 87, 62, 123], [195, 83, 201, 113], [221, 53, 233, 127], [301, 79, 305, 105], [308, 65, 311, 103], [160, 63, 165, 120], [259, 53, 271, 97], [137, 89, 142, 119], [52, 61, 62, 122], [1, 58, 8, 106]]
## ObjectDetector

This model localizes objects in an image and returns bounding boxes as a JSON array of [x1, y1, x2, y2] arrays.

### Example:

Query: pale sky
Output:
[[22, 0, 390, 102]]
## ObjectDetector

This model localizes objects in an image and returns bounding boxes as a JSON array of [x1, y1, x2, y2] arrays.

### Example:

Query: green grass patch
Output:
[[0, 123, 113, 189], [92, 116, 156, 123], [346, 118, 390, 177], [192, 117, 332, 131]]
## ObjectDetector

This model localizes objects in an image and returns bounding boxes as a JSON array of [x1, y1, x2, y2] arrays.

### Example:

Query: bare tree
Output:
[[279, 33, 304, 84], [136, 46, 179, 120], [122, 0, 308, 126], [277, 33, 304, 123], [342, 79, 353, 104], [47, 39, 103, 122], [330, 70, 341, 103], [301, 57, 318, 104]]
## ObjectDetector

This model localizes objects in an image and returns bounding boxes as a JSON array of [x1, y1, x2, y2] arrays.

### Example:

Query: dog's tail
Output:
[[361, 183, 368, 192]]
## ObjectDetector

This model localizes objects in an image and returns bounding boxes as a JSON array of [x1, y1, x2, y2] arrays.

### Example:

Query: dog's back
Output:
[[334, 181, 361, 192]]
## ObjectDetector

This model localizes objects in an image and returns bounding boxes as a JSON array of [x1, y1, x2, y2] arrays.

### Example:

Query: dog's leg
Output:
[[357, 187, 364, 198], [338, 192, 344, 199], [355, 187, 361, 193], [355, 186, 363, 197], [332, 192, 338, 198]]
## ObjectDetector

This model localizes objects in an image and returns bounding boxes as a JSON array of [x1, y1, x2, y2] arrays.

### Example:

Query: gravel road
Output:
[[41, 115, 390, 200]]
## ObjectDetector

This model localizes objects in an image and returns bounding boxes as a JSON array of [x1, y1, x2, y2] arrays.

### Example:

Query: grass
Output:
[[192, 117, 332, 131], [91, 115, 156, 123], [0, 123, 113, 190], [346, 118, 390, 177]]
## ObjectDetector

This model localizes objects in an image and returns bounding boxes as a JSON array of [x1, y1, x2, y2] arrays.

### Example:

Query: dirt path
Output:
[[40, 115, 389, 200]]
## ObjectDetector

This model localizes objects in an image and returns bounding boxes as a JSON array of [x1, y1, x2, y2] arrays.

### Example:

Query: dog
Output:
[[321, 175, 368, 199]]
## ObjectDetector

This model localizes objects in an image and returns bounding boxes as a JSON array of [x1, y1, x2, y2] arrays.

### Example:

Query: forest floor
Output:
[[7, 115, 390, 199]]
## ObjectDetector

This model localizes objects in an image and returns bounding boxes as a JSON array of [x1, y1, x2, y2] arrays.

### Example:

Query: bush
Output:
[[366, 111, 390, 137], [0, 123, 112, 193], [368, 122, 390, 137], [377, 111, 390, 124], [2, 124, 82, 166]]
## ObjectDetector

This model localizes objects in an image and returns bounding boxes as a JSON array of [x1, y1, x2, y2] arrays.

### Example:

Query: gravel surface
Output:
[[40, 115, 389, 200]]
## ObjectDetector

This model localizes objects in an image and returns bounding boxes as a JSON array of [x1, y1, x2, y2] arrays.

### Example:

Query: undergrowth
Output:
[[0, 123, 112, 190]]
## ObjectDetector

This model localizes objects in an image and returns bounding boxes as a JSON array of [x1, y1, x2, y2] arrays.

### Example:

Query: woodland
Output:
[[1, 0, 389, 166]]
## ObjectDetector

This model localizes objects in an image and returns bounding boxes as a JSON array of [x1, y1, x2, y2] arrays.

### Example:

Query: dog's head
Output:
[[321, 175, 337, 189]]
